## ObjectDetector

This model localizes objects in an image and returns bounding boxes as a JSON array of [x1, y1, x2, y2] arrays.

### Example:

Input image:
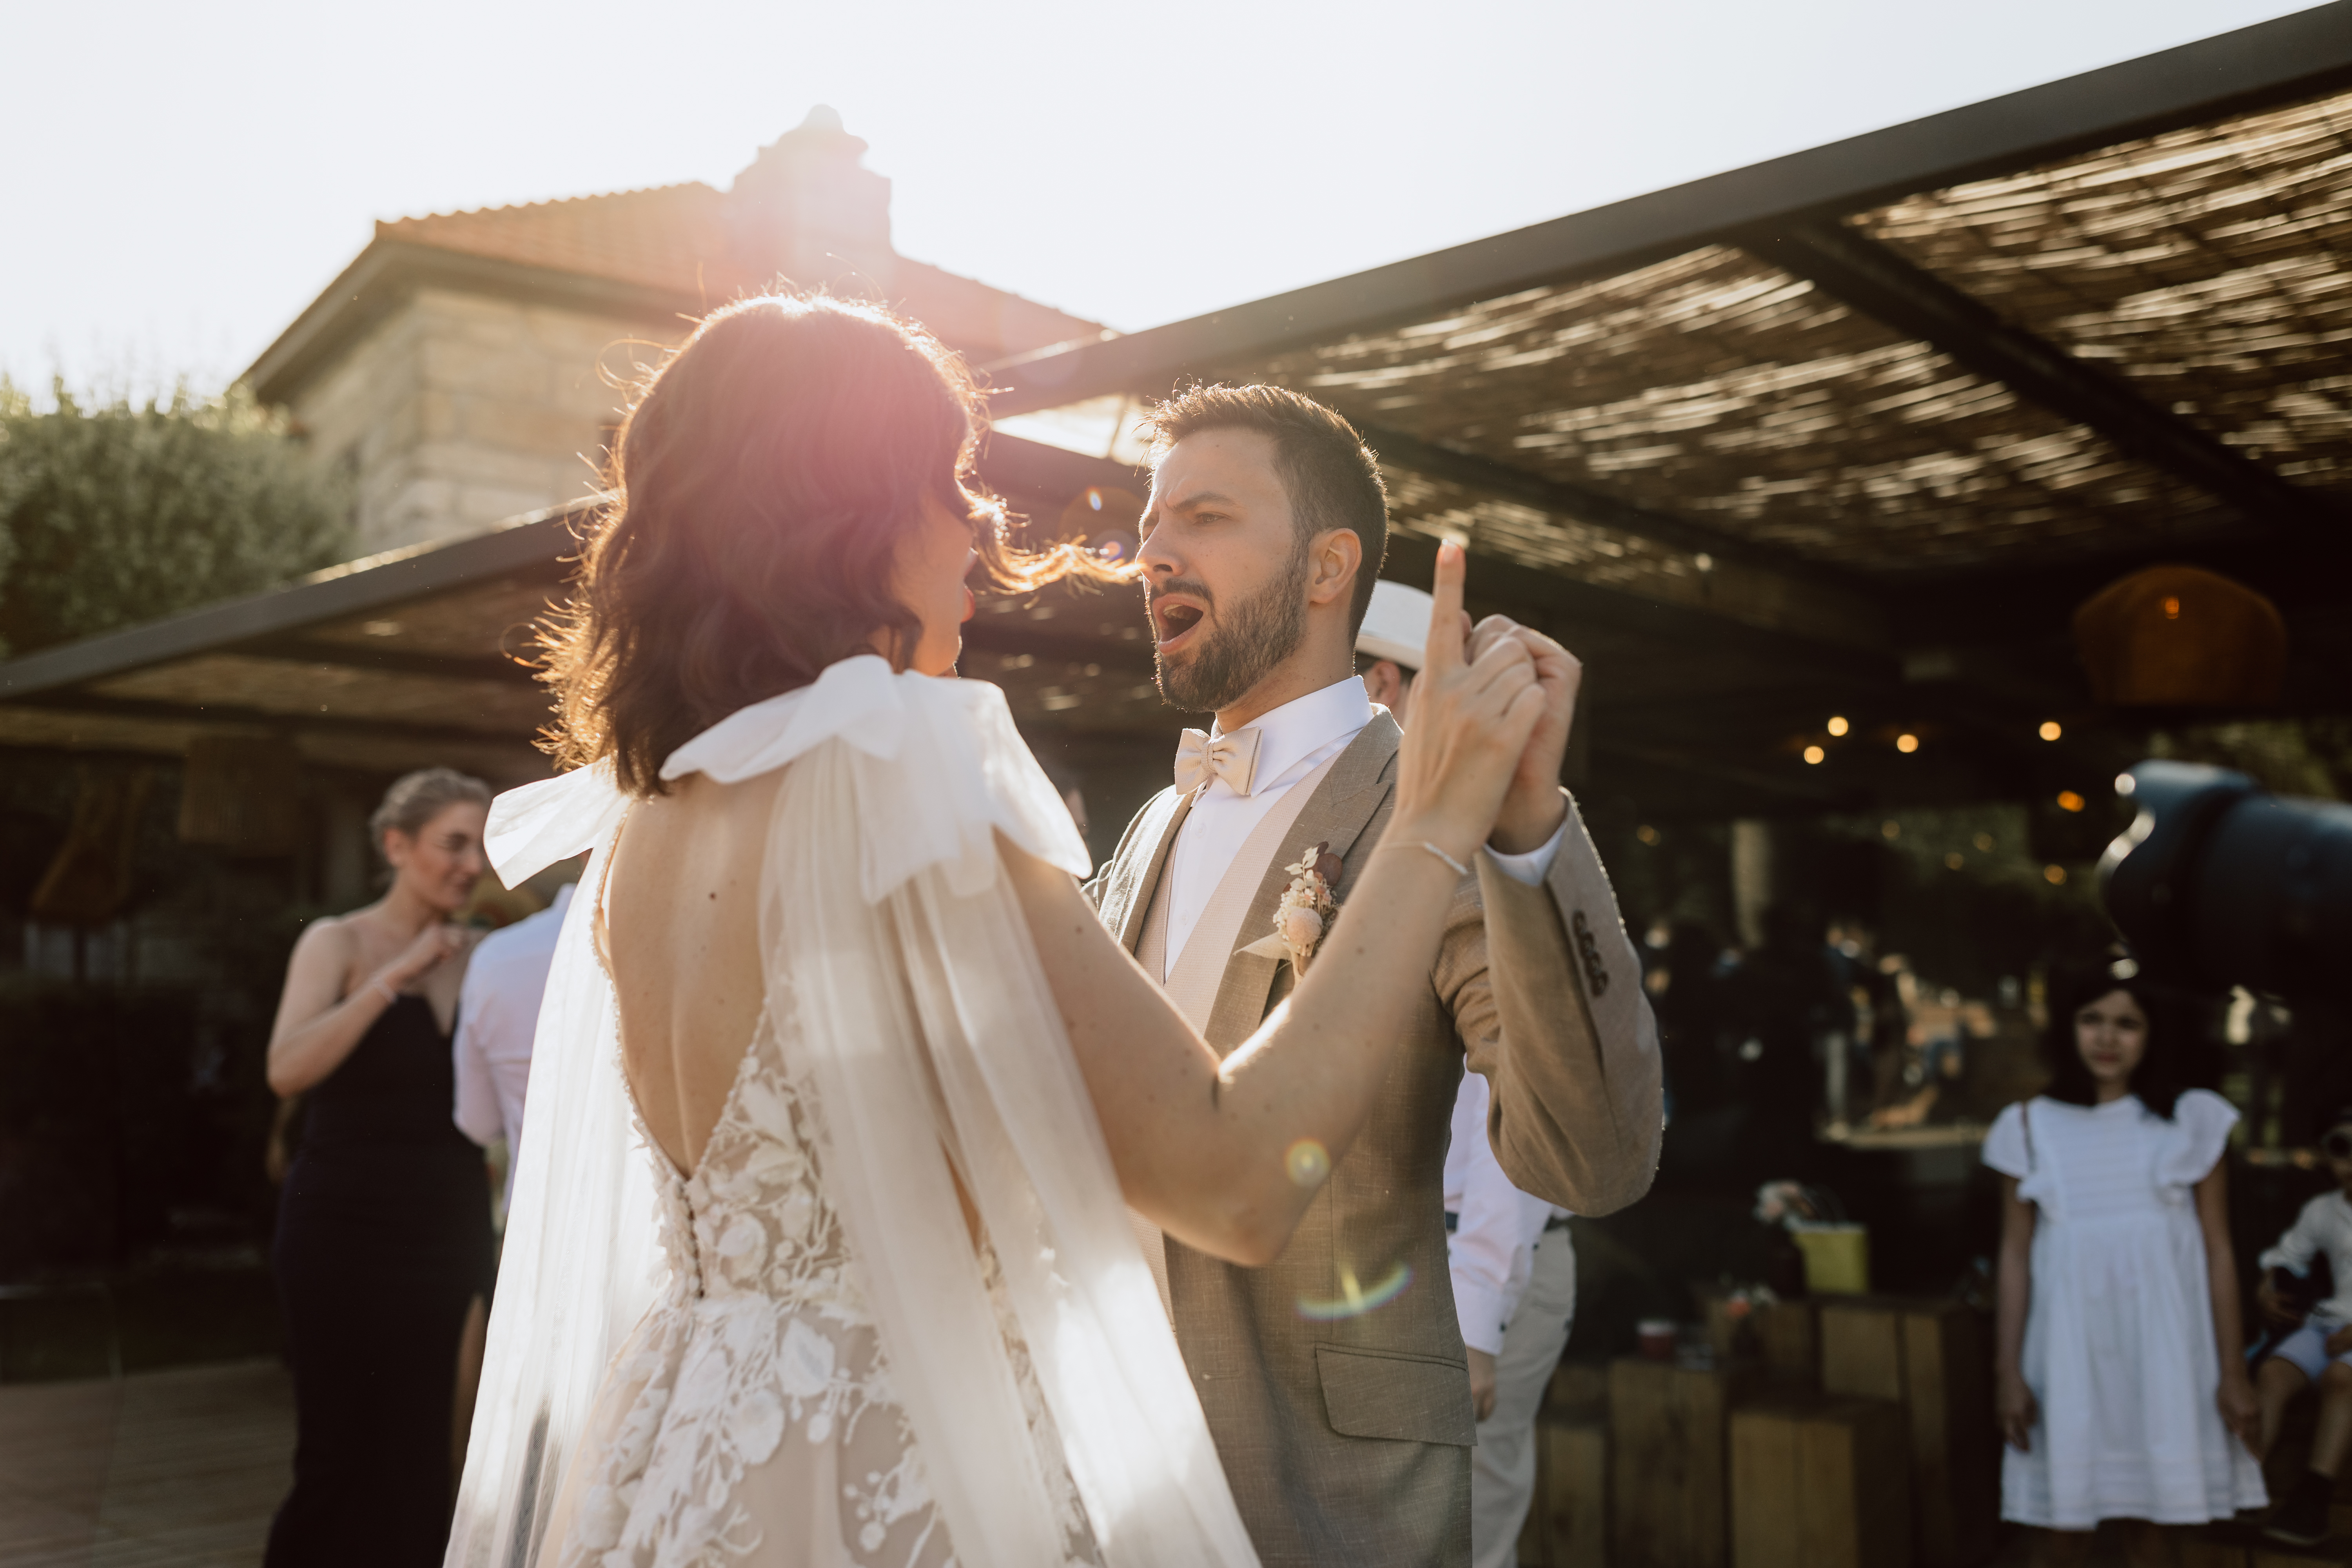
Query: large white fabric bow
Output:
[[1174, 726, 1262, 796]]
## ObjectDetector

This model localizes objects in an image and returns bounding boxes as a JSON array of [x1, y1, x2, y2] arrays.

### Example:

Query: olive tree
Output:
[[0, 379, 350, 658]]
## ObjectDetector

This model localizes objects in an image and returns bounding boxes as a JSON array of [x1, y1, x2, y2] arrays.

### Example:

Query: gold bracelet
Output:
[[1382, 839, 1472, 879]]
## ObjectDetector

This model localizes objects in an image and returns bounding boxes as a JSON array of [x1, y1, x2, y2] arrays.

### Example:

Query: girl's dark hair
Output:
[[2038, 955, 2214, 1119], [538, 292, 1124, 796], [368, 768, 490, 860]]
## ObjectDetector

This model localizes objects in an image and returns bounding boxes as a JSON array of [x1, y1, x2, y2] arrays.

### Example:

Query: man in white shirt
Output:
[[1085, 384, 1661, 1567], [453, 882, 573, 1209], [1365, 581, 1581, 1566]]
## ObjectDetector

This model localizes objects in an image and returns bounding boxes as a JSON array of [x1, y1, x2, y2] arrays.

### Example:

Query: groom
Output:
[[1084, 384, 1662, 1566]]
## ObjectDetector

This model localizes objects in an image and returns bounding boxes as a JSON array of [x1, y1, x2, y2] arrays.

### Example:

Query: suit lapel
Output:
[[1201, 715, 1403, 1051], [1115, 787, 1196, 955]]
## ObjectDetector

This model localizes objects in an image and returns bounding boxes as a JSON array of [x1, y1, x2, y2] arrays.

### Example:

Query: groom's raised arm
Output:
[[1443, 788, 1662, 1217]]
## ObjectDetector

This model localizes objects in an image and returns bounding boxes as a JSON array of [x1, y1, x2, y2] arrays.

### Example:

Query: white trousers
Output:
[[1470, 1226, 1578, 1568]]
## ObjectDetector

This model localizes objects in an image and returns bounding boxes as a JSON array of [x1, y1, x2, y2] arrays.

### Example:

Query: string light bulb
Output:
[[1826, 716, 1849, 737], [1803, 745, 1826, 765], [1896, 733, 1920, 754], [2039, 720, 2062, 741]]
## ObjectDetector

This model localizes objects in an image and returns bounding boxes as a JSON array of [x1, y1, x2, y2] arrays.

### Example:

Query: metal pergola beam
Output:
[[233, 637, 541, 686], [983, 3, 2352, 417], [6, 691, 540, 750], [1359, 422, 1878, 593], [1746, 219, 2349, 544], [0, 506, 580, 703]]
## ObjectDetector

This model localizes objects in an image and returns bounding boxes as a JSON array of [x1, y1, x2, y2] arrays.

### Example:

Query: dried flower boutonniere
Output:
[[1272, 840, 1346, 974]]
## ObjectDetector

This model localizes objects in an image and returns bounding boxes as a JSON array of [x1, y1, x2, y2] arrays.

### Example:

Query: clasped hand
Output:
[[379, 921, 466, 995], [1389, 542, 1567, 863]]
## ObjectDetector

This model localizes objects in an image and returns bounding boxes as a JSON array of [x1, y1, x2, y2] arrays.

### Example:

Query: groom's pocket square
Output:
[[1314, 1343, 1477, 1447]]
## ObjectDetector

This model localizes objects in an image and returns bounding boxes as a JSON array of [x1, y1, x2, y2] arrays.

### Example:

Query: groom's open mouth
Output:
[[1152, 593, 1209, 654]]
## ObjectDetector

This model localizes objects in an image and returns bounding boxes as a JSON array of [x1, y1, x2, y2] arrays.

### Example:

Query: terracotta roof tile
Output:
[[375, 184, 1105, 358]]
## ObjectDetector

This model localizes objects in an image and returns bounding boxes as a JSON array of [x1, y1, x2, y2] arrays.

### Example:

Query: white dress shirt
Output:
[[2262, 1190, 2352, 1323], [1159, 675, 1565, 979], [454, 882, 573, 1204], [1445, 1071, 1569, 1354]]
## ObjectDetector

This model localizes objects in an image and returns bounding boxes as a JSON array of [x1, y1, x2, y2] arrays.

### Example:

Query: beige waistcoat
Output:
[[1129, 755, 1339, 1315]]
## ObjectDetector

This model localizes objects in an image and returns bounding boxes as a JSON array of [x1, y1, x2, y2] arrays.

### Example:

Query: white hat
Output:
[[1356, 580, 1435, 671]]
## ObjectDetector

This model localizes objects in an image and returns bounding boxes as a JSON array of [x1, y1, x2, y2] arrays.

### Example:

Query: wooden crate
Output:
[[1547, 1359, 1612, 1419], [1609, 1358, 1760, 1568], [1816, 1300, 1903, 1401], [1817, 1298, 1998, 1568], [2179, 1534, 2249, 1568], [1519, 1411, 1607, 1568], [1729, 1397, 1910, 1568], [2251, 1544, 2352, 1567], [1703, 1298, 1819, 1389]]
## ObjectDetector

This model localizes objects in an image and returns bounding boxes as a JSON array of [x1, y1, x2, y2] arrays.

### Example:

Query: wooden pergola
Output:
[[5, 4, 2349, 851]]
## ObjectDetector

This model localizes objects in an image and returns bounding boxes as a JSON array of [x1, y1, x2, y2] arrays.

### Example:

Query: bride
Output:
[[448, 293, 1548, 1568]]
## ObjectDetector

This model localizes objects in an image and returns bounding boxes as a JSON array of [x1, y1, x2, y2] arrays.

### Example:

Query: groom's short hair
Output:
[[1139, 385, 1389, 635]]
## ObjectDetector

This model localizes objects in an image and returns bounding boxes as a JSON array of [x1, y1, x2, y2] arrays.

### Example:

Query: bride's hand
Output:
[[1388, 542, 1546, 864]]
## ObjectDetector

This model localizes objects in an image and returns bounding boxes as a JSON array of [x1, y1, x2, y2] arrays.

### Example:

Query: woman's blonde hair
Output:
[[369, 767, 490, 859]]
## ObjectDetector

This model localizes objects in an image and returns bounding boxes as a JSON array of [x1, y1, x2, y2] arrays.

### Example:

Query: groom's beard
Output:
[[1152, 549, 1310, 714]]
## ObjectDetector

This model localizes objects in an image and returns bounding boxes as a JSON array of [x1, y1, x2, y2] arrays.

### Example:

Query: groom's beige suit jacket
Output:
[[1084, 712, 1662, 1568]]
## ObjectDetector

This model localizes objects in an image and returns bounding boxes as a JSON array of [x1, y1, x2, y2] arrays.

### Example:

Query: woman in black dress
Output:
[[264, 768, 497, 1564]]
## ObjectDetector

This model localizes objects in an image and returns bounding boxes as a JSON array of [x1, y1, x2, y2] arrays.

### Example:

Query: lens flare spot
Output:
[[1296, 1262, 1413, 1321], [1285, 1139, 1331, 1187]]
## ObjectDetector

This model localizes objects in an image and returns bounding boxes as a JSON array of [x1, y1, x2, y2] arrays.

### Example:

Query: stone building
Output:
[[245, 108, 1109, 552]]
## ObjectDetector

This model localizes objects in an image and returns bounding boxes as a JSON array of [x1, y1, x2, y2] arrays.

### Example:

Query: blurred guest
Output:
[[263, 768, 496, 1566], [453, 880, 575, 1209], [1862, 952, 1915, 1116], [1447, 1071, 1575, 1567], [1366, 582, 1578, 1565], [1652, 920, 1731, 1117], [1720, 904, 1845, 1180]]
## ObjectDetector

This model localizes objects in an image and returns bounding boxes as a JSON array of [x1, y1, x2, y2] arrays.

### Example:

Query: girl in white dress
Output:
[[1986, 959, 2264, 1566]]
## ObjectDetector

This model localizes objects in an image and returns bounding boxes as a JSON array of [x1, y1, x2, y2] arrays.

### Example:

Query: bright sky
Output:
[[0, 0, 2321, 396]]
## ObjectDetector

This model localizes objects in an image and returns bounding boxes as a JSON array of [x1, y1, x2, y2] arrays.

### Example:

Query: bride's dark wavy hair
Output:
[[538, 292, 1125, 795]]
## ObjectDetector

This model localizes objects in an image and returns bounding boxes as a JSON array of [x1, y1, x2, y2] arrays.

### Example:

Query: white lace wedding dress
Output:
[[543, 1013, 1094, 1567], [446, 657, 1261, 1568]]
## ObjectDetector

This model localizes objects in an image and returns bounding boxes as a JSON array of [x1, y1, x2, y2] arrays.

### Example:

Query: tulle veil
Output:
[[446, 656, 1259, 1567]]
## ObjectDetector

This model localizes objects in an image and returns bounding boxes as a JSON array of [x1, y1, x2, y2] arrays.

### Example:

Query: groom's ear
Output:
[[1306, 526, 1362, 609]]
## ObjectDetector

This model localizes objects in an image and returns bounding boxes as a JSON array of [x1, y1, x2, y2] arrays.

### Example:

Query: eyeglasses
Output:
[[2324, 1131, 2352, 1160]]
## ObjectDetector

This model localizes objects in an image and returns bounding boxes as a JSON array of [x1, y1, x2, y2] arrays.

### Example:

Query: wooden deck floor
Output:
[[0, 1361, 292, 1568]]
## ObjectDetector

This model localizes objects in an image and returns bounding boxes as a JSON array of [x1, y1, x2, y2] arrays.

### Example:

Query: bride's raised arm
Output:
[[1002, 541, 1541, 1265]]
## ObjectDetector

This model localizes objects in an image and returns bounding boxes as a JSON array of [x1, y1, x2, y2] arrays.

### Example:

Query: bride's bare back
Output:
[[601, 770, 782, 1178]]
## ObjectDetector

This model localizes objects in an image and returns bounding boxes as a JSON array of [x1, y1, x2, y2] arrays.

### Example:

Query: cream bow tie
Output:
[[1174, 727, 1262, 797]]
